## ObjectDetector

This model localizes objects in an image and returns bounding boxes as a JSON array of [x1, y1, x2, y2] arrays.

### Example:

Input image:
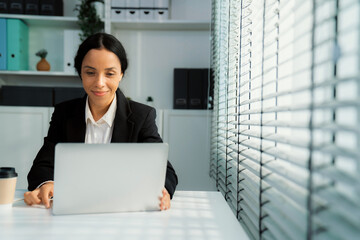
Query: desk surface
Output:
[[0, 190, 249, 240]]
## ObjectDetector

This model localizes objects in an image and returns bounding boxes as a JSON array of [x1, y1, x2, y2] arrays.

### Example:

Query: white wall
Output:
[[163, 110, 216, 191], [171, 0, 212, 21], [115, 30, 211, 109]]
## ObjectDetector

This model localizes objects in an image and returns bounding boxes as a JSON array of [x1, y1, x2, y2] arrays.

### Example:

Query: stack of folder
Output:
[[0, 18, 29, 71], [111, 0, 169, 21], [173, 68, 214, 110], [0, 0, 63, 16], [0, 86, 85, 107]]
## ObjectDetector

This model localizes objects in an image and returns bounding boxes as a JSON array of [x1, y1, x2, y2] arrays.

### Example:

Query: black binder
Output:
[[0, 0, 9, 13], [25, 0, 39, 15], [188, 69, 203, 109], [173, 68, 211, 110], [54, 87, 85, 105], [205, 68, 214, 109], [173, 68, 188, 109], [202, 69, 209, 109], [0, 86, 86, 107], [40, 0, 63, 16], [1, 86, 53, 107], [8, 0, 24, 14]]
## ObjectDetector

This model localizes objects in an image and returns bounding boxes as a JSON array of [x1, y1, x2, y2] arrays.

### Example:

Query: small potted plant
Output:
[[36, 49, 50, 71], [75, 0, 104, 42]]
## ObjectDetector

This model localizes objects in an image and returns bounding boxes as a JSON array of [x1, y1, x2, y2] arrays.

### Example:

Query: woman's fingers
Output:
[[39, 182, 54, 208], [159, 188, 171, 211], [24, 189, 41, 205], [23, 182, 54, 208]]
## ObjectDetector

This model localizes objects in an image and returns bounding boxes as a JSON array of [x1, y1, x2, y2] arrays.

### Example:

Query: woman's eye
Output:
[[86, 72, 95, 75], [107, 73, 115, 76]]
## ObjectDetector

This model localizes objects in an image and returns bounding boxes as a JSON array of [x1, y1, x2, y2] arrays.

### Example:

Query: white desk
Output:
[[0, 190, 249, 240]]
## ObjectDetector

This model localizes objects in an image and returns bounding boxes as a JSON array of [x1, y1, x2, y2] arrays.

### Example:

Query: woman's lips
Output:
[[92, 91, 107, 96]]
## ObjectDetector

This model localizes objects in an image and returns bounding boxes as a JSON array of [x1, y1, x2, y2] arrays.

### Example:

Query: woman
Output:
[[24, 33, 178, 211]]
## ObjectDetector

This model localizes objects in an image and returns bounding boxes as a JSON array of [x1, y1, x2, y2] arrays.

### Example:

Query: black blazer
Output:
[[27, 89, 178, 198]]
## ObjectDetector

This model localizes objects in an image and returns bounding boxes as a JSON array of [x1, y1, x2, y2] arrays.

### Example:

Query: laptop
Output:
[[52, 143, 169, 215]]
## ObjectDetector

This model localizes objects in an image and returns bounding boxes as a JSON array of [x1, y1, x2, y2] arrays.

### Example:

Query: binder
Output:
[[1, 86, 53, 107], [54, 87, 85, 105], [64, 29, 81, 74], [173, 68, 188, 109], [25, 0, 40, 15], [0, 18, 6, 70], [202, 69, 209, 109], [126, 0, 139, 8], [174, 68, 211, 109], [9, 0, 24, 14], [126, 9, 139, 20], [111, 0, 126, 8], [208, 68, 214, 109], [40, 0, 63, 16], [140, 9, 154, 21], [154, 9, 168, 20], [188, 69, 203, 109], [112, 8, 126, 20], [140, 0, 154, 8], [0, 0, 9, 13], [7, 19, 29, 71], [154, 0, 168, 8]]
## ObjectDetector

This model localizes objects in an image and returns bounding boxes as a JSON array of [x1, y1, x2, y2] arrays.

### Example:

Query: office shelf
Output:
[[0, 14, 79, 28], [0, 70, 77, 77], [111, 20, 210, 31]]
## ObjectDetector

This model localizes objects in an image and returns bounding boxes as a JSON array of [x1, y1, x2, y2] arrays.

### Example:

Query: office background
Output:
[[0, 0, 215, 193], [0, 0, 359, 239]]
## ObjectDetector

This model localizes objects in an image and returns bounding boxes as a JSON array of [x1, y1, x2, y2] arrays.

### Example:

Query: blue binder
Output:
[[0, 18, 6, 70], [7, 19, 29, 71]]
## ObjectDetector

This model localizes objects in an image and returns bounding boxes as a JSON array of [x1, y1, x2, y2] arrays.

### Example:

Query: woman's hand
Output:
[[159, 188, 171, 211], [24, 182, 54, 208]]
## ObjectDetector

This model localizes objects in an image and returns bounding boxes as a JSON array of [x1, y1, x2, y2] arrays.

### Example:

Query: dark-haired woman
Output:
[[24, 33, 178, 210]]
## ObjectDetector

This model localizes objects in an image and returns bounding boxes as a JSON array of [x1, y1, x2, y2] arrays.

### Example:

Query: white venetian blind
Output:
[[209, 0, 360, 239]]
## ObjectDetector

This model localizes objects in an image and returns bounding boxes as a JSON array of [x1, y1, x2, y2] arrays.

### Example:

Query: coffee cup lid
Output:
[[0, 167, 18, 178]]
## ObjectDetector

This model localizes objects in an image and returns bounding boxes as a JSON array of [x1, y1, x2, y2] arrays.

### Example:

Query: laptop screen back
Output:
[[53, 143, 168, 215]]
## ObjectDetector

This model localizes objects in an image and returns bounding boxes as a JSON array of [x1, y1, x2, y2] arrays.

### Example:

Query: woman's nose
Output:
[[95, 74, 106, 88]]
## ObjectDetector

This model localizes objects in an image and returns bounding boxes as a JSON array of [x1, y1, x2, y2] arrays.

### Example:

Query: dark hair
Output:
[[74, 33, 128, 78]]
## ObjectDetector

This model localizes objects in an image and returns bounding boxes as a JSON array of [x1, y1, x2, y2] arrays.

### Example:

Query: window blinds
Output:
[[210, 0, 360, 239]]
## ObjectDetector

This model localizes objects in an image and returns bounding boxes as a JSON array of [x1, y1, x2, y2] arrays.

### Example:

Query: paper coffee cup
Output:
[[0, 167, 18, 210]]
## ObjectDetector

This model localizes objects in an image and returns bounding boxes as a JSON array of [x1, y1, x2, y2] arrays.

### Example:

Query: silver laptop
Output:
[[53, 143, 168, 215]]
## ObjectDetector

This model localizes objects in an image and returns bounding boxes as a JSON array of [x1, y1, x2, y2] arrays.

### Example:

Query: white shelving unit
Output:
[[0, 4, 81, 81], [0, 0, 211, 108]]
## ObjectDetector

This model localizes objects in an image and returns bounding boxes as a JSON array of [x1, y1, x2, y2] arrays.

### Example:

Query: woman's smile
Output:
[[92, 90, 108, 97]]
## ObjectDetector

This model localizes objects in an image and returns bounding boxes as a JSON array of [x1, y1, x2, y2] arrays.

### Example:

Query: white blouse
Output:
[[84, 94, 117, 144]]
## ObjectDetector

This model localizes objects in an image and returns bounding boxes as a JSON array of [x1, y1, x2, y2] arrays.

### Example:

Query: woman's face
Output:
[[81, 48, 123, 110]]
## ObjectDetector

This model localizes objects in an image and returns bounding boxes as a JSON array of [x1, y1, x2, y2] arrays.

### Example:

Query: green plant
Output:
[[35, 49, 48, 58], [75, 0, 104, 42]]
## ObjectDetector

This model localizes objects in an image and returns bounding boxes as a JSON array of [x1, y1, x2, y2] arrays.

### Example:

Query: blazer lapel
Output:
[[66, 96, 86, 142], [111, 89, 135, 142]]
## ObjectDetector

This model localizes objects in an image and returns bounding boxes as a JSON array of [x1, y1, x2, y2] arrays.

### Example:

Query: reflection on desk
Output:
[[0, 190, 249, 240]]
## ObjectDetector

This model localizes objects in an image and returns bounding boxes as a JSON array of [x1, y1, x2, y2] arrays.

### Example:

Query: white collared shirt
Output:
[[85, 94, 117, 144]]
